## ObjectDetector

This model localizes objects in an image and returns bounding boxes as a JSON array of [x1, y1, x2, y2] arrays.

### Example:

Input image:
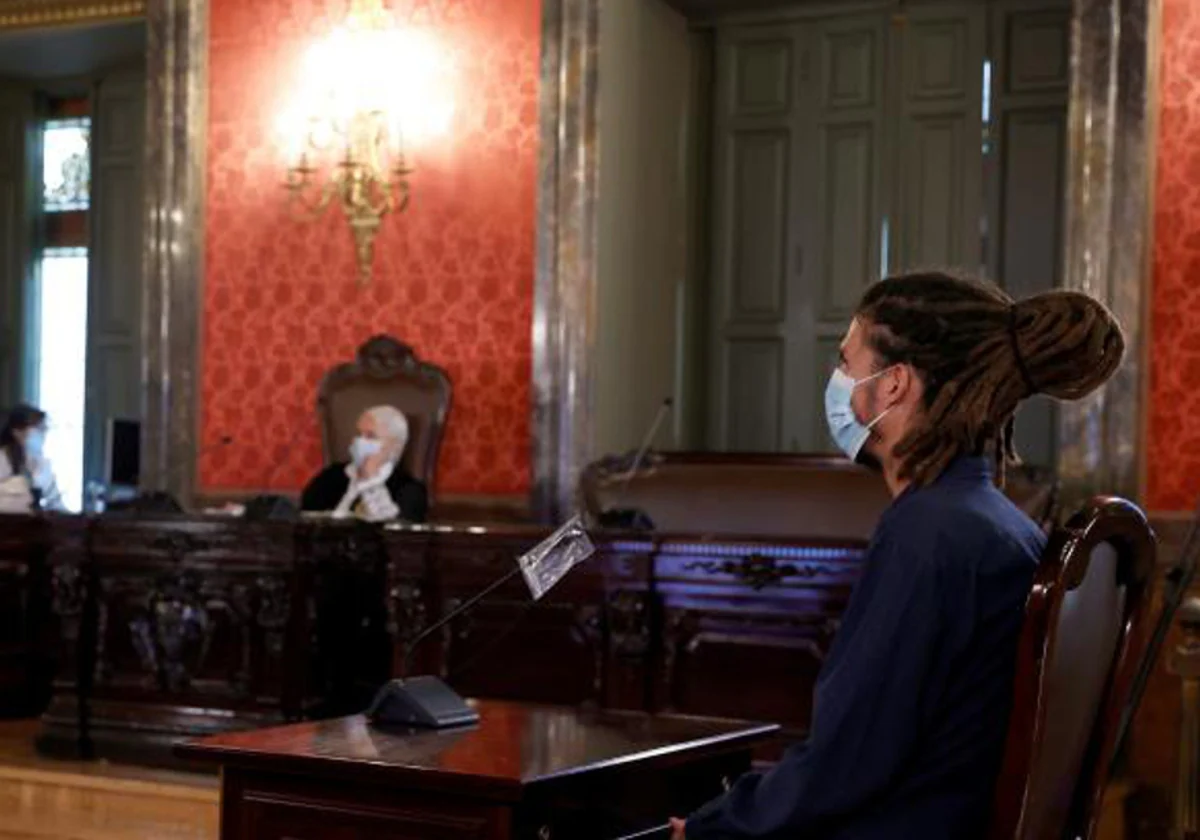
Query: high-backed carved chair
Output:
[[317, 336, 451, 497], [990, 497, 1157, 840]]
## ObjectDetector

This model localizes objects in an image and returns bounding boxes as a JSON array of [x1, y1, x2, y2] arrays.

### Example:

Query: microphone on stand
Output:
[[112, 435, 234, 514], [366, 398, 675, 730], [600, 397, 672, 529]]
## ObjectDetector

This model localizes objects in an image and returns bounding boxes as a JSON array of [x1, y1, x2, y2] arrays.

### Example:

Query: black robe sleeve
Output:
[[685, 517, 959, 838], [301, 462, 429, 524], [300, 463, 351, 512], [387, 469, 429, 523]]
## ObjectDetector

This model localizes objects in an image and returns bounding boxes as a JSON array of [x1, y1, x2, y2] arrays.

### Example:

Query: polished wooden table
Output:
[[177, 698, 778, 840]]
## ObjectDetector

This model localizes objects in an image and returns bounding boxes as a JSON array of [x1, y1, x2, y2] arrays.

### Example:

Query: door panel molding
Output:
[[531, 0, 1155, 517]]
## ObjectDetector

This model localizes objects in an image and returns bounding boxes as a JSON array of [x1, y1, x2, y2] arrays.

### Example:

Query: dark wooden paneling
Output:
[[0, 513, 866, 769]]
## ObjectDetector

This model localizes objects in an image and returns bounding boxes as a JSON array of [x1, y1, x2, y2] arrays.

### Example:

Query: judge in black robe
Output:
[[300, 461, 428, 523], [300, 405, 429, 523]]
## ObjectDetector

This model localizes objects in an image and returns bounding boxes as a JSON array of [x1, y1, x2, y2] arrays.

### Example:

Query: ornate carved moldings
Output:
[[387, 580, 426, 646], [0, 0, 143, 30], [50, 563, 85, 618], [129, 569, 213, 691], [682, 554, 839, 590], [607, 589, 650, 659], [149, 531, 209, 562]]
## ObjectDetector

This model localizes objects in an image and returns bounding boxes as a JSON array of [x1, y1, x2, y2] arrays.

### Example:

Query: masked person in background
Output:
[[300, 405, 428, 523], [670, 272, 1125, 840], [0, 404, 66, 513]]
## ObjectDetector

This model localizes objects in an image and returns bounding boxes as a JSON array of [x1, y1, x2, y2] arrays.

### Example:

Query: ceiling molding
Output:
[[0, 0, 144, 31]]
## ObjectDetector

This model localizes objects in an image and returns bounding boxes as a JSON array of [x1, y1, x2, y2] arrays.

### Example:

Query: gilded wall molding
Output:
[[0, 0, 143, 30]]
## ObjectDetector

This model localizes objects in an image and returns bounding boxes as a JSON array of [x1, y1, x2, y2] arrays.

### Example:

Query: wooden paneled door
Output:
[[708, 13, 888, 454], [84, 68, 144, 489], [706, 0, 1068, 465], [0, 86, 35, 409], [986, 0, 1072, 468]]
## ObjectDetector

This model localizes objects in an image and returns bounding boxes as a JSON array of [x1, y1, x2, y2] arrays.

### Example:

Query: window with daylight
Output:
[[37, 114, 91, 511], [43, 118, 91, 211]]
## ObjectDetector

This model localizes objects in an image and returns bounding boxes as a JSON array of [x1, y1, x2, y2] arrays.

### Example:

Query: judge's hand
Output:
[[359, 451, 388, 480], [669, 817, 686, 839]]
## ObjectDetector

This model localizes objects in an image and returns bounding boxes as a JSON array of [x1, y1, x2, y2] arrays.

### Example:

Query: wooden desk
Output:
[[178, 699, 778, 840]]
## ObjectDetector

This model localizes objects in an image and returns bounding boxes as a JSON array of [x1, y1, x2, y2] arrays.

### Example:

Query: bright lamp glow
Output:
[[279, 0, 454, 284]]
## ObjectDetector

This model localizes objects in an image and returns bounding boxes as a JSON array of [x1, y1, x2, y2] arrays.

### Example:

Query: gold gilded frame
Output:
[[0, 0, 144, 30]]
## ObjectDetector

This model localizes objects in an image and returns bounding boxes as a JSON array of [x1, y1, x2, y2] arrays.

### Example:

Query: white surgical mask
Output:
[[824, 367, 892, 461], [349, 436, 382, 466]]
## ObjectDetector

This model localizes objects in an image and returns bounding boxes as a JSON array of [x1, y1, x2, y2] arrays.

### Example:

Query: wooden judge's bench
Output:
[[0, 506, 866, 766], [0, 452, 1069, 771]]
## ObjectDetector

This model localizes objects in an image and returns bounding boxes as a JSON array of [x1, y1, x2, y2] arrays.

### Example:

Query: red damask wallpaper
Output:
[[1148, 0, 1200, 510], [201, 0, 539, 496]]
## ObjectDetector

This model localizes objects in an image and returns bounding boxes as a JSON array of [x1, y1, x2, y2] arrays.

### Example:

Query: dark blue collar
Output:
[[935, 455, 993, 484]]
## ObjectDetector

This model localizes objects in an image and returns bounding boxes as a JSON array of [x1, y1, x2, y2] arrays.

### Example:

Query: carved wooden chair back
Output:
[[990, 497, 1156, 840], [317, 336, 451, 496]]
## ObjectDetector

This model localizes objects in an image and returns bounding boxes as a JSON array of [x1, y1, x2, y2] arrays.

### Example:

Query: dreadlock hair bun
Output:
[[1011, 290, 1125, 401], [855, 271, 1125, 487]]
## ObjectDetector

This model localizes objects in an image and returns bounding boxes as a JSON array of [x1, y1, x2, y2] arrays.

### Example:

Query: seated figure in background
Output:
[[300, 405, 428, 523], [0, 404, 66, 513]]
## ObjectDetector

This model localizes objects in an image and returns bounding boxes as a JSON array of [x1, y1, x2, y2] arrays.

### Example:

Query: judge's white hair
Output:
[[366, 405, 409, 463]]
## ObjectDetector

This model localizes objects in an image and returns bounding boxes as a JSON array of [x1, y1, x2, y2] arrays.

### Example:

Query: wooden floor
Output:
[[0, 721, 218, 840]]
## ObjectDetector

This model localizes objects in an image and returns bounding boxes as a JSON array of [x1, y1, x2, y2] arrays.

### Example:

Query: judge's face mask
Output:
[[349, 436, 382, 466], [824, 367, 893, 461]]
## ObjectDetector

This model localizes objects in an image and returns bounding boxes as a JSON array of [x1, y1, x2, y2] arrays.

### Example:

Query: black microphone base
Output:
[[365, 676, 480, 729]]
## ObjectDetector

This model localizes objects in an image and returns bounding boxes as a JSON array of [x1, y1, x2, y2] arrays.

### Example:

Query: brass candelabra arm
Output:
[[284, 166, 338, 222]]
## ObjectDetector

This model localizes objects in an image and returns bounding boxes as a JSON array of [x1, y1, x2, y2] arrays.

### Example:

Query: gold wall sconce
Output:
[[281, 0, 452, 285]]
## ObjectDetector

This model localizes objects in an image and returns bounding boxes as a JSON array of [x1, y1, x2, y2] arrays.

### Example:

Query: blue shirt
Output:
[[685, 456, 1045, 839]]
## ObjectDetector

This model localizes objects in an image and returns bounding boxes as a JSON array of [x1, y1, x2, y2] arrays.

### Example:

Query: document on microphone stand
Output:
[[517, 514, 596, 601]]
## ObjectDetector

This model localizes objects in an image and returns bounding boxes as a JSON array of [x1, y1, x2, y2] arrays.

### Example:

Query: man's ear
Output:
[[881, 364, 917, 407]]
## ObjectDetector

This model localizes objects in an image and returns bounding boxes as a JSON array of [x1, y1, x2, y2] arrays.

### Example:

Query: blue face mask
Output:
[[824, 367, 892, 461], [349, 436, 382, 466], [24, 429, 45, 458]]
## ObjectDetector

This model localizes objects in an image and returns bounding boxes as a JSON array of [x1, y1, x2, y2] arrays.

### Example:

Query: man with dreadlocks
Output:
[[671, 271, 1125, 839]]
